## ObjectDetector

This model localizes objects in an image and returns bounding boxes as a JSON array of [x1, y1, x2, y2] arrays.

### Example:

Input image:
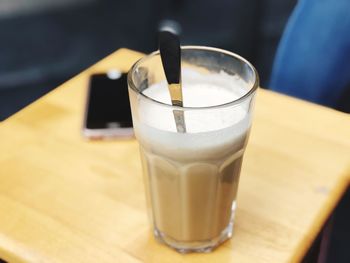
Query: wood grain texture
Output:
[[0, 48, 349, 263]]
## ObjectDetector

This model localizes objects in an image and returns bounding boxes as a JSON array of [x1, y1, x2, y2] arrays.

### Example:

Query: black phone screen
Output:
[[86, 72, 132, 129]]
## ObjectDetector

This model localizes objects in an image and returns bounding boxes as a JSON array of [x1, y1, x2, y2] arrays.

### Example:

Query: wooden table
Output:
[[0, 49, 349, 263]]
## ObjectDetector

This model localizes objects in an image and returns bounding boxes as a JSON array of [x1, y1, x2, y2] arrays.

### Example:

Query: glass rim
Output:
[[127, 46, 259, 111]]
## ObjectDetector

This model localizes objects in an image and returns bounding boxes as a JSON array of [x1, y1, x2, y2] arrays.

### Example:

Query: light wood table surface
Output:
[[0, 49, 349, 263]]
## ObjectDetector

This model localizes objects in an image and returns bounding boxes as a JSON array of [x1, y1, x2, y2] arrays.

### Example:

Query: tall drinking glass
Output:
[[128, 46, 259, 253]]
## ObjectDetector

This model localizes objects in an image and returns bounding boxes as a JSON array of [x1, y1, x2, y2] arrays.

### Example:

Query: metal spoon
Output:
[[159, 30, 186, 133]]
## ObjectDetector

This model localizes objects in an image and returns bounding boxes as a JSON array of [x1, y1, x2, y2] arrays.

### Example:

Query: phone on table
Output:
[[83, 70, 133, 139]]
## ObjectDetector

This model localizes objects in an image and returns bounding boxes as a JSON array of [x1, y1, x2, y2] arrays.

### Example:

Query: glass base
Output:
[[153, 219, 234, 253]]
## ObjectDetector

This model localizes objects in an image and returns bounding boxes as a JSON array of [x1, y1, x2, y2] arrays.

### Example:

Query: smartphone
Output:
[[83, 70, 133, 139]]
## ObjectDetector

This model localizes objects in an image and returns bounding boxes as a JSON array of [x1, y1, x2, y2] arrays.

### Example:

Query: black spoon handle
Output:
[[159, 30, 181, 85]]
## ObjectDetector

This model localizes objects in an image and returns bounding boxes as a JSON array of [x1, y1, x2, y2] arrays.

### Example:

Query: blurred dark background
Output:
[[0, 1, 348, 262], [0, 0, 296, 120]]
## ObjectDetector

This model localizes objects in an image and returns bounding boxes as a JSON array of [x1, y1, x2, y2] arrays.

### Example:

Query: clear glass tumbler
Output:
[[128, 46, 259, 253]]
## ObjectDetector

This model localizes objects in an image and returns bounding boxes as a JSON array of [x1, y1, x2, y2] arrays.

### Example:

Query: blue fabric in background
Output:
[[270, 0, 350, 108]]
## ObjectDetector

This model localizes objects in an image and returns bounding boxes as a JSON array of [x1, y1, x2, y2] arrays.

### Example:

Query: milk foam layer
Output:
[[140, 69, 249, 133]]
